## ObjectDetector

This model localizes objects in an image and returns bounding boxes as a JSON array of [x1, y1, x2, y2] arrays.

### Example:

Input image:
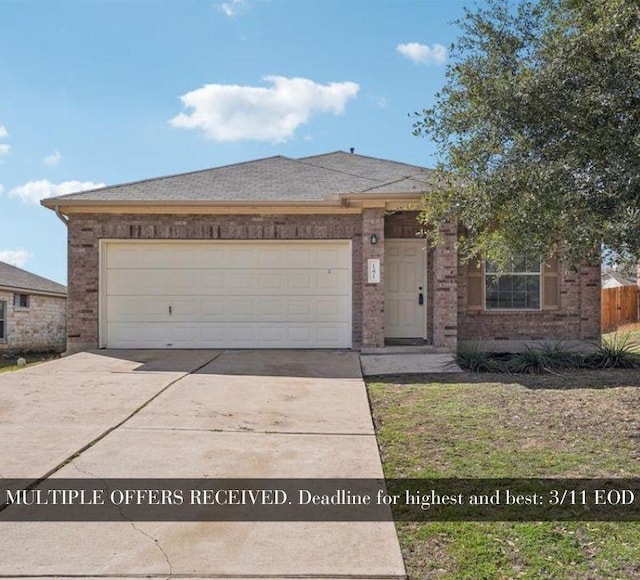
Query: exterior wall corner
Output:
[[432, 222, 458, 349], [361, 208, 385, 348]]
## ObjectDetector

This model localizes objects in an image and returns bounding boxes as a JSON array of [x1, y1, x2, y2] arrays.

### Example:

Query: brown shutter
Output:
[[542, 259, 559, 310], [467, 259, 484, 310]]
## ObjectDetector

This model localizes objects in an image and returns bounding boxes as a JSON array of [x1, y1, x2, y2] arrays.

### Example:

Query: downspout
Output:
[[54, 205, 69, 226]]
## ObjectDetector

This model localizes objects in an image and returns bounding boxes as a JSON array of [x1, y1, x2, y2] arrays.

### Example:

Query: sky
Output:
[[0, 0, 470, 285]]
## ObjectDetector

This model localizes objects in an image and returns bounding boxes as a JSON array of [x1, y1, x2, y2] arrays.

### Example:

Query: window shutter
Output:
[[542, 259, 559, 310], [467, 260, 484, 310]]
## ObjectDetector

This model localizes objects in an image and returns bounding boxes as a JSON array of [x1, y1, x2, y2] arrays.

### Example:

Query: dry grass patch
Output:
[[368, 370, 640, 578]]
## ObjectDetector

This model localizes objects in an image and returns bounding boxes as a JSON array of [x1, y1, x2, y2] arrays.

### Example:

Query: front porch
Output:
[[360, 209, 458, 351]]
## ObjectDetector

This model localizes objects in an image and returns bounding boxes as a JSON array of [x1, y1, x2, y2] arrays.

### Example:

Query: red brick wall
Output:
[[362, 208, 385, 347], [432, 222, 458, 348], [66, 210, 601, 352], [67, 213, 364, 350], [458, 262, 601, 341]]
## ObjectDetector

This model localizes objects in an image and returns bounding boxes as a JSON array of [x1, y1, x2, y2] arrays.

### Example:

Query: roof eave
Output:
[[41, 198, 345, 208], [0, 284, 67, 298]]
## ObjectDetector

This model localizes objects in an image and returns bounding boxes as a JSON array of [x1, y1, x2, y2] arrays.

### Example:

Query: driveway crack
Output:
[[70, 462, 174, 577], [127, 521, 174, 578]]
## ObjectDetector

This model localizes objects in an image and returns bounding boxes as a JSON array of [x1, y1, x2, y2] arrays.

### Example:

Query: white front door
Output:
[[101, 240, 352, 349], [384, 239, 427, 339]]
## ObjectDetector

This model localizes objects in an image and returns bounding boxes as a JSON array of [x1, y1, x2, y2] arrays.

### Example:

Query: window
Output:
[[0, 300, 5, 340], [13, 293, 29, 308], [485, 257, 541, 310]]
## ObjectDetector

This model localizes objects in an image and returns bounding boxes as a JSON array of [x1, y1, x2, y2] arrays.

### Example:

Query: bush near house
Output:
[[455, 336, 640, 374]]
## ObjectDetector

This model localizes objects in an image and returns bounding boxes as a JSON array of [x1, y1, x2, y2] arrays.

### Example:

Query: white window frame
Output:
[[484, 258, 542, 311]]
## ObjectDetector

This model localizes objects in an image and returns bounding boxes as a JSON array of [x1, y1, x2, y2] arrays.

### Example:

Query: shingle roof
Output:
[[43, 151, 434, 204], [602, 270, 636, 288], [0, 261, 67, 296], [299, 151, 434, 185]]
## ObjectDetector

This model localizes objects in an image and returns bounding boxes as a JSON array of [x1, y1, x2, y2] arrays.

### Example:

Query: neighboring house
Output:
[[41, 151, 600, 353], [0, 261, 67, 352], [601, 269, 636, 289]]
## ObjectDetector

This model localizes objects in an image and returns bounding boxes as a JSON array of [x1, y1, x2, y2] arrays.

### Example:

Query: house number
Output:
[[367, 259, 380, 284]]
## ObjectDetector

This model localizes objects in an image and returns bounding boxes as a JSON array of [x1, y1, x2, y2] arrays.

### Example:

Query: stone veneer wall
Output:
[[0, 290, 67, 352], [67, 213, 366, 351], [457, 263, 601, 341]]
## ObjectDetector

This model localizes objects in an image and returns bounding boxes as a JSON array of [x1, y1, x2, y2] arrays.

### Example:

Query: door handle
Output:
[[418, 286, 424, 306], [169, 305, 172, 315]]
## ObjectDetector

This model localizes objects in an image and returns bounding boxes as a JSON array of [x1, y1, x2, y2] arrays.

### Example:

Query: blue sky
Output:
[[0, 0, 469, 284]]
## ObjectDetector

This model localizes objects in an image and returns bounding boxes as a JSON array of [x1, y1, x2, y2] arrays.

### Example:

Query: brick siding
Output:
[[67, 213, 364, 350], [66, 211, 600, 352], [458, 262, 601, 341]]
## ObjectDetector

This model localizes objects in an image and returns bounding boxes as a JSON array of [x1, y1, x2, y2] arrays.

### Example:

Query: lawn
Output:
[[367, 369, 640, 579], [0, 353, 59, 373], [607, 323, 640, 352]]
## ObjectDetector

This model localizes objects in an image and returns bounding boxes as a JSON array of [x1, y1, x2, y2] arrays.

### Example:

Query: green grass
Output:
[[367, 370, 640, 579], [0, 353, 59, 373]]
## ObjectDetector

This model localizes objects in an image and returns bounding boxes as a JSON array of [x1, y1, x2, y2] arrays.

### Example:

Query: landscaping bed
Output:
[[455, 335, 640, 374], [367, 370, 640, 578]]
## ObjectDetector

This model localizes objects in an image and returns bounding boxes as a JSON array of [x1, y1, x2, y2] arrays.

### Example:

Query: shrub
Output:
[[506, 345, 549, 374], [537, 340, 582, 369], [455, 344, 497, 372], [586, 333, 640, 369]]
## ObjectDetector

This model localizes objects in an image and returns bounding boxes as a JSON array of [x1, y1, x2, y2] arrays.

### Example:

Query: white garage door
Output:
[[101, 241, 352, 349]]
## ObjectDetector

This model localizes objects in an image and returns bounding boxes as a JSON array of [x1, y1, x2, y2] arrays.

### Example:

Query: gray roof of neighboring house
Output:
[[602, 270, 636, 288], [43, 151, 434, 204], [0, 261, 67, 296]]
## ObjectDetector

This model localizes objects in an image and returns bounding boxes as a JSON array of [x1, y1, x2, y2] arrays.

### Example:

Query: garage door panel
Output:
[[109, 297, 349, 324], [104, 241, 351, 348], [106, 297, 169, 322], [108, 268, 349, 297], [107, 246, 200, 269], [107, 270, 201, 295], [107, 322, 351, 348], [316, 247, 350, 269]]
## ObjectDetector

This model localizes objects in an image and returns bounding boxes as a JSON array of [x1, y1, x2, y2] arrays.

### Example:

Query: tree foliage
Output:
[[414, 0, 640, 267]]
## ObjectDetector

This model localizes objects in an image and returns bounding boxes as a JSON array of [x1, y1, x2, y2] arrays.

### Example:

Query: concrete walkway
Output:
[[0, 349, 405, 579], [361, 352, 463, 375]]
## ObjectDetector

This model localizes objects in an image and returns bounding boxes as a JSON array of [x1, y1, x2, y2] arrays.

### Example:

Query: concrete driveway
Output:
[[0, 349, 406, 579]]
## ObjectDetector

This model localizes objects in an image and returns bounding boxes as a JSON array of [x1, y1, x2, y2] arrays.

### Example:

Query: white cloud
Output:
[[0, 249, 33, 268], [0, 184, 4, 195], [220, 0, 247, 17], [396, 42, 447, 65], [0, 144, 10, 156], [8, 180, 105, 204], [44, 150, 62, 166], [171, 76, 360, 142], [376, 96, 389, 108], [0, 125, 7, 139]]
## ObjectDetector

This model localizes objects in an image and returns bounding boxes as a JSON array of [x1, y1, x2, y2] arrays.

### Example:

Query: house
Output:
[[601, 268, 636, 290], [0, 261, 67, 352], [41, 151, 600, 353]]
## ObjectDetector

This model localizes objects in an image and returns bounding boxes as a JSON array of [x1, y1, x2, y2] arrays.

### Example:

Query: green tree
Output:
[[414, 0, 640, 267]]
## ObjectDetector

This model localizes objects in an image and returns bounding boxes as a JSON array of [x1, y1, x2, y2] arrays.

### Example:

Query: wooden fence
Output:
[[601, 285, 638, 333]]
